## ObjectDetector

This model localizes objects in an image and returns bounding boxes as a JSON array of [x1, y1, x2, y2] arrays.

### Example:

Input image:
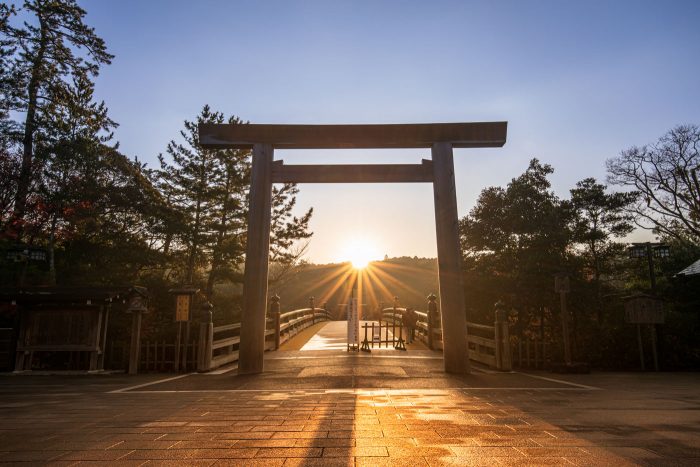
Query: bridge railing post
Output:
[[393, 296, 399, 340], [309, 296, 315, 324], [197, 301, 213, 372], [494, 300, 511, 371], [271, 295, 281, 350], [427, 293, 437, 350]]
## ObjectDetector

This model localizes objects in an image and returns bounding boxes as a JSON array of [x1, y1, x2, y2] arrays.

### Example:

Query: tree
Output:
[[607, 124, 700, 245], [1, 0, 112, 239], [37, 72, 117, 283], [156, 106, 313, 299], [460, 159, 573, 339], [156, 106, 225, 286], [569, 177, 637, 320], [0, 4, 16, 138]]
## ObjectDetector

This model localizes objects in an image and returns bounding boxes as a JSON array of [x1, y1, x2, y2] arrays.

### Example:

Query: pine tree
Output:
[[157, 106, 313, 299], [570, 177, 636, 320], [1, 0, 112, 240], [37, 72, 116, 283], [156, 106, 225, 285]]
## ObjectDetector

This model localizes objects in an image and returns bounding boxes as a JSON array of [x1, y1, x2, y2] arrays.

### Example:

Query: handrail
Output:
[[213, 323, 241, 333], [467, 322, 495, 333], [409, 296, 512, 371], [197, 297, 332, 372]]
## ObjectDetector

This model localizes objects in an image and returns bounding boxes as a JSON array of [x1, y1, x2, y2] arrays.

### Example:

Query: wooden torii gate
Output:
[[199, 122, 507, 374]]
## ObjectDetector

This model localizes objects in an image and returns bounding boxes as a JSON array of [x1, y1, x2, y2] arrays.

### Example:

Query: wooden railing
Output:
[[409, 295, 512, 371], [512, 336, 551, 369], [196, 296, 331, 372]]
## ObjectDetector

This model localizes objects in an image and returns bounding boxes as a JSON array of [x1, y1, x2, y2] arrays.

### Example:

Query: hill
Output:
[[270, 256, 438, 317]]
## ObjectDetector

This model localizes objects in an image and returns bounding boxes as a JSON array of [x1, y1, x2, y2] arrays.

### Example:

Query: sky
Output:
[[79, 0, 700, 263]]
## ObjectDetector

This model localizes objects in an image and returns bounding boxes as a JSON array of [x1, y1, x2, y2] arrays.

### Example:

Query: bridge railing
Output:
[[410, 295, 512, 371], [197, 296, 331, 372]]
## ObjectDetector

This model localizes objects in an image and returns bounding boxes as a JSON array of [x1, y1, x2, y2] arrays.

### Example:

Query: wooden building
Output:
[[0, 286, 147, 372]]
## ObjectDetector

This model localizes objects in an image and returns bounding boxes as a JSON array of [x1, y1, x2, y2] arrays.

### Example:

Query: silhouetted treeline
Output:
[[0, 2, 312, 339]]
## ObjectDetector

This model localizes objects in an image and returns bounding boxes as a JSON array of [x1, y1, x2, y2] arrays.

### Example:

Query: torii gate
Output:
[[199, 122, 507, 374]]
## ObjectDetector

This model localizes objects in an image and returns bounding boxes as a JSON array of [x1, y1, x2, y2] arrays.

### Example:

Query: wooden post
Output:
[[97, 305, 110, 371], [309, 296, 315, 325], [198, 307, 213, 372], [494, 303, 503, 370], [181, 321, 190, 371], [239, 144, 274, 375], [432, 142, 469, 373], [526, 339, 531, 368], [89, 305, 103, 371], [271, 295, 281, 350], [494, 301, 511, 371], [560, 291, 572, 365], [636, 324, 645, 371], [174, 321, 182, 372], [650, 324, 659, 371], [427, 294, 437, 350], [128, 310, 142, 375], [392, 296, 398, 340]]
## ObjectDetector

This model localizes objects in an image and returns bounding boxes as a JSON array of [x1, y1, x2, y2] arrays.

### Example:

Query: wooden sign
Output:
[[128, 294, 148, 313], [347, 298, 360, 350], [554, 275, 570, 293], [175, 295, 191, 322], [624, 296, 664, 324]]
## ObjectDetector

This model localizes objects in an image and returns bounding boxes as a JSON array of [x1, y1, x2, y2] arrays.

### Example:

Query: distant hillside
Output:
[[270, 256, 438, 316]]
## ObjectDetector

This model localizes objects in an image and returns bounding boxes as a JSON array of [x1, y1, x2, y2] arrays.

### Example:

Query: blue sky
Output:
[[83, 0, 700, 263]]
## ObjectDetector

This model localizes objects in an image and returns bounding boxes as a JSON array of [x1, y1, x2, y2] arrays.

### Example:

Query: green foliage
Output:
[[569, 177, 637, 321], [460, 159, 574, 335], [1, 0, 113, 237], [155, 106, 313, 303]]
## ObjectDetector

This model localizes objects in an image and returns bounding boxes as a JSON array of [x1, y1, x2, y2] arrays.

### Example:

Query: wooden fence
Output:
[[196, 296, 331, 372], [512, 337, 551, 369], [106, 339, 198, 372], [104, 296, 331, 374], [394, 295, 512, 371]]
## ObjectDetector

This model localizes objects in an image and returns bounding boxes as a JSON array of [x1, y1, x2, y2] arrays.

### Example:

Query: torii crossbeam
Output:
[[199, 122, 508, 375]]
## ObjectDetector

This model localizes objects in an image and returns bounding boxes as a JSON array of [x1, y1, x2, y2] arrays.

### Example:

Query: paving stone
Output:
[[322, 446, 389, 457], [255, 446, 324, 457], [294, 438, 354, 447], [212, 459, 285, 466], [357, 457, 430, 466], [284, 458, 353, 466], [425, 457, 506, 467], [57, 449, 135, 461]]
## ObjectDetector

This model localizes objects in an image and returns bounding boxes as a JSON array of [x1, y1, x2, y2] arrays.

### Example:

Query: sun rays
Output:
[[308, 253, 436, 314], [274, 235, 438, 315]]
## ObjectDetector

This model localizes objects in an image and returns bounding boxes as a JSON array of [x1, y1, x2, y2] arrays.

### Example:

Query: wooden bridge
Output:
[[188, 294, 512, 373]]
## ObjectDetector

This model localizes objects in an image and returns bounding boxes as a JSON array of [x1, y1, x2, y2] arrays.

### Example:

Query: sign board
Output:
[[554, 274, 570, 293], [347, 297, 360, 350], [175, 294, 191, 322], [128, 294, 148, 313], [624, 296, 664, 324]]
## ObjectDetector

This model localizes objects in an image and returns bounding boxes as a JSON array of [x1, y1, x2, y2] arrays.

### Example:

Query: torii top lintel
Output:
[[198, 122, 507, 150]]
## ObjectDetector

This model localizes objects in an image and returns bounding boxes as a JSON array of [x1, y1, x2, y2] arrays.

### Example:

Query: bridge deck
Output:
[[280, 321, 428, 352]]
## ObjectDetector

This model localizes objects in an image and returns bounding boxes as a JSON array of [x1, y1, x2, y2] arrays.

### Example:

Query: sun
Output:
[[341, 237, 381, 270]]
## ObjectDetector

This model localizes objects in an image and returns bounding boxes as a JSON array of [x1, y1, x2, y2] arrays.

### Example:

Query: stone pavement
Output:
[[1, 353, 700, 466]]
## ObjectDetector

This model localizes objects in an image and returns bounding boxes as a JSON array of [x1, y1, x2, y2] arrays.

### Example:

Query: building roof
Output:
[[677, 259, 700, 277], [0, 286, 148, 305]]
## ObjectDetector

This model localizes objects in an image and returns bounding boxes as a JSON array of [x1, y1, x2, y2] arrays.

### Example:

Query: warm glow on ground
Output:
[[339, 236, 381, 270]]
